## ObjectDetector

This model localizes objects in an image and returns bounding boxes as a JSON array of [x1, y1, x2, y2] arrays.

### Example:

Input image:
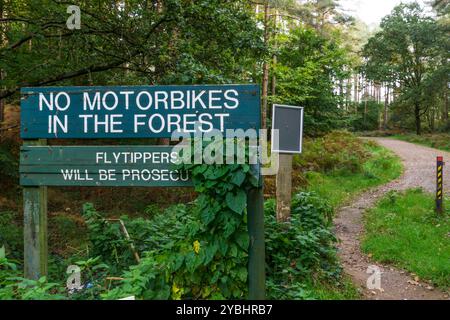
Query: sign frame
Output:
[[20, 84, 266, 300], [271, 104, 304, 154], [20, 145, 193, 187], [20, 84, 261, 139]]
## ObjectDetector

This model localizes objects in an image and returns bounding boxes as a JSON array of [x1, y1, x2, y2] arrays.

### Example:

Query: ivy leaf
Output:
[[185, 252, 197, 273], [201, 207, 216, 225], [230, 170, 246, 186], [204, 244, 218, 265], [172, 254, 184, 271], [192, 165, 208, 176], [237, 267, 248, 282], [234, 232, 249, 250], [226, 189, 247, 214]]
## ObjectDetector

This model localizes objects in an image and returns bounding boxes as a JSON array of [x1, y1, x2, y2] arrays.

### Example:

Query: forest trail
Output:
[[334, 138, 450, 300]]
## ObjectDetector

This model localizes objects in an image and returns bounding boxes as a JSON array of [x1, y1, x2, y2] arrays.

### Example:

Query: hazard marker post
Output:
[[436, 156, 444, 215]]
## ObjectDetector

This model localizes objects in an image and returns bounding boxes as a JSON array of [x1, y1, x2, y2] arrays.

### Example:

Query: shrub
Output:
[[0, 249, 65, 300], [101, 157, 258, 300], [265, 192, 340, 299], [0, 211, 23, 260], [93, 190, 341, 300], [295, 131, 370, 173]]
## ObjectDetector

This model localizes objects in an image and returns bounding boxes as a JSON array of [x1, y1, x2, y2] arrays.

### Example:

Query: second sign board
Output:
[[20, 146, 192, 187]]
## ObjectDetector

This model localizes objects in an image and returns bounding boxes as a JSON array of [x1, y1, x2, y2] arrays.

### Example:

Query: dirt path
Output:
[[334, 138, 450, 300]]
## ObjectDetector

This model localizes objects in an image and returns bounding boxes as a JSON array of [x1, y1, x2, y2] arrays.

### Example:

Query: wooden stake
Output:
[[247, 184, 265, 300], [23, 139, 48, 280], [276, 153, 293, 222]]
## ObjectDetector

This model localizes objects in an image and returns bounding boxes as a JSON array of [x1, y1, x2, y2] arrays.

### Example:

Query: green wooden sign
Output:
[[21, 85, 260, 139], [20, 146, 192, 187], [19, 84, 265, 299]]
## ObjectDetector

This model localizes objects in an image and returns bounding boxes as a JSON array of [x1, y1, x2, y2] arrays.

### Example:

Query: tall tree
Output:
[[363, 3, 447, 134], [273, 25, 349, 135], [0, 0, 263, 101]]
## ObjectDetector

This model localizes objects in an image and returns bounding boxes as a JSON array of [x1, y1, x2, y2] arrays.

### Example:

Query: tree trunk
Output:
[[0, 1, 5, 123], [346, 77, 351, 110], [271, 54, 276, 96], [0, 70, 4, 123], [415, 102, 421, 135], [383, 84, 389, 130], [443, 85, 448, 123], [429, 108, 435, 132], [261, 0, 269, 130], [353, 73, 358, 106], [364, 98, 367, 126]]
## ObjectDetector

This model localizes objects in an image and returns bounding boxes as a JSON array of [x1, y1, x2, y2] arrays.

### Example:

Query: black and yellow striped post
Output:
[[436, 156, 444, 215]]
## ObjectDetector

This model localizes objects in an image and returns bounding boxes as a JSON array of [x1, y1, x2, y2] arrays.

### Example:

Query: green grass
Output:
[[301, 140, 403, 300], [391, 133, 450, 152], [362, 188, 450, 289], [305, 142, 403, 209], [306, 278, 361, 300]]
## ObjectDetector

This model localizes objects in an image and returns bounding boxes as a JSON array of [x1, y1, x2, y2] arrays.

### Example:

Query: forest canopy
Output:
[[0, 0, 449, 133]]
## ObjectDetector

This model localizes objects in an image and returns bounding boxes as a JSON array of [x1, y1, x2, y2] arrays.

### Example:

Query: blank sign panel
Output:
[[271, 104, 304, 154]]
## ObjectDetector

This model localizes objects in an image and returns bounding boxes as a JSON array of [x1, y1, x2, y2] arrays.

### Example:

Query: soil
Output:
[[334, 138, 450, 300]]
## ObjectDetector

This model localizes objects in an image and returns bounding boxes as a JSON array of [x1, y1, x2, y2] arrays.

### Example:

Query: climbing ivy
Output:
[[103, 140, 259, 299]]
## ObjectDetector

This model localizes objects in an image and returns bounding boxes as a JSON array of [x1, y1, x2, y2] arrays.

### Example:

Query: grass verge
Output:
[[362, 188, 450, 289], [296, 137, 403, 299], [305, 141, 403, 209], [390, 133, 450, 152]]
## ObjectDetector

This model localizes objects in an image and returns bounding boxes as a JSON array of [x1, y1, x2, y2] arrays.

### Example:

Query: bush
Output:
[[0, 211, 23, 260], [295, 131, 370, 173], [0, 249, 66, 300], [0, 145, 18, 180], [83, 193, 341, 300], [351, 101, 383, 131], [101, 158, 258, 300], [265, 192, 340, 299]]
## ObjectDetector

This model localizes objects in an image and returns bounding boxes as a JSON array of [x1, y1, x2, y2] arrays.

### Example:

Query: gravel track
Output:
[[334, 138, 450, 300]]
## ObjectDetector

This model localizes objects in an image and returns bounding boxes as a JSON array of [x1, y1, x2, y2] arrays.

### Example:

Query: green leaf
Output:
[[201, 207, 216, 225], [0, 246, 5, 259], [226, 189, 247, 214], [237, 267, 248, 282], [230, 170, 246, 186]]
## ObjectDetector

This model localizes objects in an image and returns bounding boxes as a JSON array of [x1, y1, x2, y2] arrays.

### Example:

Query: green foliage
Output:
[[305, 139, 402, 209], [362, 2, 449, 134], [264, 192, 341, 300], [1, 0, 263, 100], [363, 189, 450, 288], [391, 133, 450, 152], [0, 253, 65, 300], [89, 188, 348, 300], [351, 101, 383, 131], [0, 145, 18, 179], [0, 211, 23, 260], [82, 203, 136, 274], [90, 140, 353, 300], [68, 256, 110, 300], [295, 131, 370, 174], [100, 141, 258, 300], [272, 26, 350, 136]]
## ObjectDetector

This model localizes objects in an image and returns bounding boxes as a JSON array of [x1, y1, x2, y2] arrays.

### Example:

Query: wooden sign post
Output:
[[20, 85, 265, 299], [271, 104, 304, 222], [23, 139, 48, 280]]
